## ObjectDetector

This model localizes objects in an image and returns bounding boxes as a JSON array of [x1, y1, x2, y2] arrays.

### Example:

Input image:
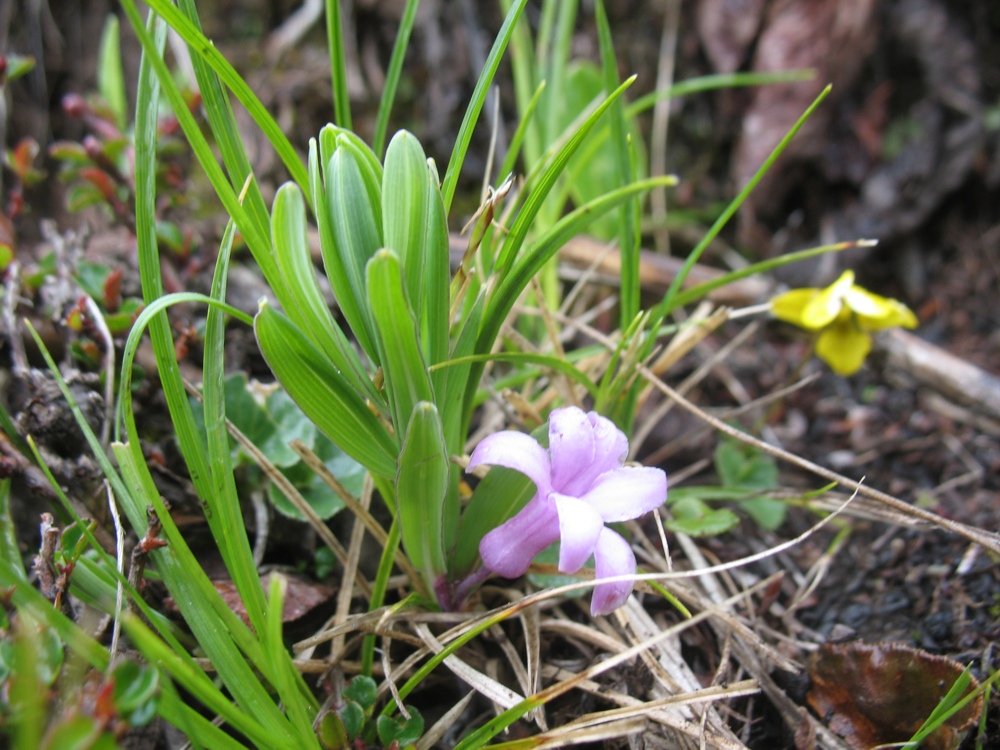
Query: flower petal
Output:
[[578, 466, 667, 522], [479, 496, 560, 578], [590, 528, 637, 616], [843, 285, 893, 319], [801, 270, 854, 329], [553, 410, 630, 496], [553, 493, 603, 573], [588, 411, 629, 475], [548, 406, 595, 495], [853, 295, 918, 331], [816, 322, 871, 376], [771, 288, 820, 327], [468, 430, 553, 499]]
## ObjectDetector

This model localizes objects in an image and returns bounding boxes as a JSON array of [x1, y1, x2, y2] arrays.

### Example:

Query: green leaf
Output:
[[261, 388, 318, 467], [739, 497, 788, 532], [594, 0, 642, 328], [254, 302, 397, 479], [97, 15, 127, 131], [452, 466, 536, 577], [468, 175, 675, 417], [41, 714, 114, 750], [366, 249, 434, 432], [381, 131, 450, 371], [271, 182, 376, 400], [714, 440, 778, 490], [339, 702, 365, 740], [316, 711, 351, 750], [665, 498, 740, 537], [396, 402, 448, 581], [317, 711, 349, 750], [492, 74, 637, 278], [267, 471, 338, 520], [127, 0, 311, 200], [713, 439, 785, 530], [111, 661, 160, 727], [322, 145, 383, 361], [75, 260, 112, 300], [377, 707, 424, 747], [342, 675, 377, 711], [4, 54, 35, 82]]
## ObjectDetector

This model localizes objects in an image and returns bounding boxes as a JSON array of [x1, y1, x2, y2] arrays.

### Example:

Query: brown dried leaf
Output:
[[733, 0, 878, 250], [165, 572, 334, 627], [696, 0, 768, 74], [806, 641, 982, 750]]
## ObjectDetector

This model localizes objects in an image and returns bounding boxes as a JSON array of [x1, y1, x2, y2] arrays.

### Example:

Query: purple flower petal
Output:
[[468, 430, 553, 499], [553, 493, 603, 573], [590, 528, 637, 616], [579, 466, 667, 522], [588, 412, 629, 474], [548, 406, 595, 495], [479, 496, 560, 578]]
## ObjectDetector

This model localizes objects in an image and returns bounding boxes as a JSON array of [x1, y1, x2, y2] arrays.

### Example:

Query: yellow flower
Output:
[[770, 270, 918, 375]]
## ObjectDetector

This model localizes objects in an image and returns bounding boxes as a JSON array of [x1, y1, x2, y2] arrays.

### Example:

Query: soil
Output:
[[1, 1, 997, 748]]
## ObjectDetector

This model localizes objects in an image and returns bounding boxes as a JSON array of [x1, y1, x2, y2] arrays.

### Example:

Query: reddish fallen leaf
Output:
[[733, 0, 878, 251], [807, 641, 982, 750], [696, 0, 768, 74], [165, 572, 335, 627]]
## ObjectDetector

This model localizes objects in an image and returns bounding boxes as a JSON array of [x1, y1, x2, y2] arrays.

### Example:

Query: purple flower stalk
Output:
[[467, 406, 667, 616]]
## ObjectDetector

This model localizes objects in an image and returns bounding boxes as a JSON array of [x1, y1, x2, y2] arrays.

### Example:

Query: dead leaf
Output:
[[696, 0, 768, 74], [165, 572, 335, 627], [807, 641, 982, 750]]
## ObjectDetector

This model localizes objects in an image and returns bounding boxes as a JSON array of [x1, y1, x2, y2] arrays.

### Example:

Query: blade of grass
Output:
[[669, 239, 874, 310], [201, 220, 270, 643], [490, 75, 637, 279], [126, 0, 310, 200], [97, 16, 127, 131], [373, 0, 419, 155], [0, 559, 249, 749], [176, 0, 273, 254], [120, 0, 286, 303], [653, 84, 832, 321], [265, 575, 321, 748], [360, 517, 403, 676], [496, 80, 546, 192], [627, 69, 816, 117], [594, 0, 640, 328], [441, 0, 529, 212], [500, 0, 541, 169], [479, 175, 675, 382], [124, 614, 280, 749], [131, 17, 288, 672], [431, 352, 599, 401], [325, 0, 352, 130], [26, 318, 295, 741]]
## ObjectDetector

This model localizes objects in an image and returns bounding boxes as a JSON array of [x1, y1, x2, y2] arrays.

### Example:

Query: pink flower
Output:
[[468, 406, 667, 616]]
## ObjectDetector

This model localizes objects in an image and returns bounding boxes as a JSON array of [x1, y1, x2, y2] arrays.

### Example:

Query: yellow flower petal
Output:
[[771, 288, 821, 327], [815, 321, 872, 375], [855, 297, 918, 330], [800, 270, 854, 329], [843, 285, 892, 318]]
